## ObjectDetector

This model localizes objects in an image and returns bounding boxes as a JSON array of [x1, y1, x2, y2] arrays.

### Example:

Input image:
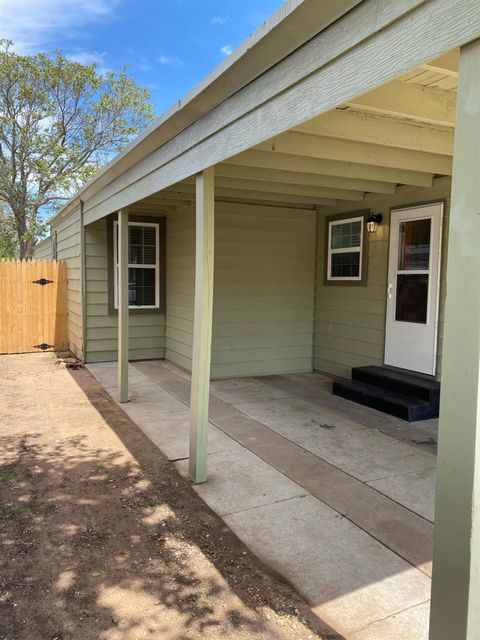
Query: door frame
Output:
[[384, 200, 444, 376]]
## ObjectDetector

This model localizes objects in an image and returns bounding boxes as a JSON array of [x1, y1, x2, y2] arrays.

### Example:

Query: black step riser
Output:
[[333, 382, 434, 422], [352, 368, 439, 404]]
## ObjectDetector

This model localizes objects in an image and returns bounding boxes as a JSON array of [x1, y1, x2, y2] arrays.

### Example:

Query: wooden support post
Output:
[[117, 208, 129, 403], [429, 39, 480, 640], [189, 168, 215, 484]]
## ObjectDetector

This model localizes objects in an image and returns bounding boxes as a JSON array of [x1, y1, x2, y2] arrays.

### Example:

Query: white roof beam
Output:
[[420, 50, 459, 77], [347, 80, 456, 127], [163, 184, 338, 207], [256, 131, 452, 175], [295, 109, 454, 156], [227, 149, 433, 188], [216, 163, 396, 194], [185, 175, 364, 201]]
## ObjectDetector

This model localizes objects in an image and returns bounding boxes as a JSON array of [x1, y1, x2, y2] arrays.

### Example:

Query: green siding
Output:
[[84, 217, 166, 363], [57, 211, 83, 359], [165, 206, 195, 370], [32, 238, 52, 259], [314, 179, 450, 380], [165, 201, 316, 378]]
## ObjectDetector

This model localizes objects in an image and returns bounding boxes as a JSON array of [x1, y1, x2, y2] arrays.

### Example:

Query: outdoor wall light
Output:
[[366, 213, 383, 234]]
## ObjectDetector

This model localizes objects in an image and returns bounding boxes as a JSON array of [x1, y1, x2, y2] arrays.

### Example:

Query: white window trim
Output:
[[113, 221, 160, 309], [327, 215, 364, 282]]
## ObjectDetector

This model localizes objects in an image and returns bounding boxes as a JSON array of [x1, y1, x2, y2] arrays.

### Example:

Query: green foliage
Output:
[[0, 39, 155, 258], [0, 205, 18, 258]]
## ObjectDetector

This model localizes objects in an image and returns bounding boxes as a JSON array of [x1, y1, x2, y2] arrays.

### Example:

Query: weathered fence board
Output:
[[0, 260, 68, 354]]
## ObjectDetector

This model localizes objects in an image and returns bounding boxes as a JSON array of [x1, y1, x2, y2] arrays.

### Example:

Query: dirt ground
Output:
[[0, 354, 337, 640]]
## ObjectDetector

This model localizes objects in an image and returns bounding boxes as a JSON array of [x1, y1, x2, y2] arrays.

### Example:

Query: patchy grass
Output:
[[41, 501, 59, 513], [0, 470, 13, 482], [169, 498, 185, 509], [0, 505, 25, 520]]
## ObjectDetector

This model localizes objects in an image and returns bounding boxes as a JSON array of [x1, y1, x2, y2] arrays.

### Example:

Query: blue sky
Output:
[[0, 0, 286, 114]]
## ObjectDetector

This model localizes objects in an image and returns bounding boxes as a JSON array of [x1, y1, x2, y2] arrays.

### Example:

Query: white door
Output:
[[384, 202, 443, 376]]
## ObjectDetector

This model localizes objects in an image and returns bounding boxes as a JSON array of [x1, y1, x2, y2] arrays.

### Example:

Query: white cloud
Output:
[[66, 50, 111, 74], [137, 61, 152, 72], [0, 0, 121, 52], [157, 54, 183, 67], [220, 44, 233, 56], [66, 51, 104, 65], [211, 13, 230, 25]]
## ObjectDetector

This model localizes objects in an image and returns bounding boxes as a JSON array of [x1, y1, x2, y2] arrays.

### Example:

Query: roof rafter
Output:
[[295, 108, 454, 156], [227, 149, 434, 188], [347, 80, 456, 127], [216, 162, 396, 194], [256, 131, 452, 175]]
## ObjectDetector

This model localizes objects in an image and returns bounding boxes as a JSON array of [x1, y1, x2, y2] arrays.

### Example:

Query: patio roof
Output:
[[51, 0, 361, 225]]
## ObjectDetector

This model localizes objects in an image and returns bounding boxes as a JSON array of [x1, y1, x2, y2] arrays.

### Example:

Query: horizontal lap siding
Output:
[[52, 209, 83, 358], [165, 202, 316, 378], [85, 218, 165, 363], [165, 206, 195, 370], [314, 181, 450, 380], [32, 238, 52, 259], [212, 203, 316, 378]]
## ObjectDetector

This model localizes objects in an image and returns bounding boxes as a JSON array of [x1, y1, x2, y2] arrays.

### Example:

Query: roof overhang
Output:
[[51, 0, 363, 223]]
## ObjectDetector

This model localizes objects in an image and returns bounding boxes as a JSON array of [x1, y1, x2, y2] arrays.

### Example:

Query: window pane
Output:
[[331, 251, 360, 278], [395, 274, 428, 323], [331, 221, 362, 250], [398, 218, 431, 270], [142, 227, 156, 265], [128, 225, 157, 265], [128, 268, 156, 306]]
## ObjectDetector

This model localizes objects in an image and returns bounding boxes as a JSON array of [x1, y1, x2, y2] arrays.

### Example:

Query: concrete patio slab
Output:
[[131, 408, 240, 461], [350, 601, 430, 640], [134, 361, 242, 421], [175, 448, 307, 516], [87, 361, 145, 389], [209, 377, 290, 404], [216, 413, 433, 575], [224, 495, 431, 637], [367, 468, 437, 523], [296, 428, 436, 484], [232, 395, 367, 439]]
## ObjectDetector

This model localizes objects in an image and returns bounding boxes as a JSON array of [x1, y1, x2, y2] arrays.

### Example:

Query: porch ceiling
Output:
[[133, 50, 458, 214]]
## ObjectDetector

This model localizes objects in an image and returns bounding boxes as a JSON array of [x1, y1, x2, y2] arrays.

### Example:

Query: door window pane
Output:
[[395, 274, 429, 323], [398, 218, 431, 270], [331, 252, 360, 278]]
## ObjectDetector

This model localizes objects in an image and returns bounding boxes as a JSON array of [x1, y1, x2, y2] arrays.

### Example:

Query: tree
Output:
[[0, 204, 18, 258], [0, 40, 155, 258]]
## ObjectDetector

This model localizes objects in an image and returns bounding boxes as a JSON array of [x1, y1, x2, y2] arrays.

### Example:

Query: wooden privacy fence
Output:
[[0, 260, 68, 354]]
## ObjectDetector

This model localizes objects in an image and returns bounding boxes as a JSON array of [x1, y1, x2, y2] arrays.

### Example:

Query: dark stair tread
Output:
[[352, 365, 439, 403], [352, 365, 439, 390], [333, 379, 437, 422]]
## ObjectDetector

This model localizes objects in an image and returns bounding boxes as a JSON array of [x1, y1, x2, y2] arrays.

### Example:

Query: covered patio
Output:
[[88, 359, 437, 639], [40, 2, 480, 638]]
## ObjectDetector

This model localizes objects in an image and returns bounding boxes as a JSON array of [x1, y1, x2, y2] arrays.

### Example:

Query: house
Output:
[[33, 1, 480, 637]]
